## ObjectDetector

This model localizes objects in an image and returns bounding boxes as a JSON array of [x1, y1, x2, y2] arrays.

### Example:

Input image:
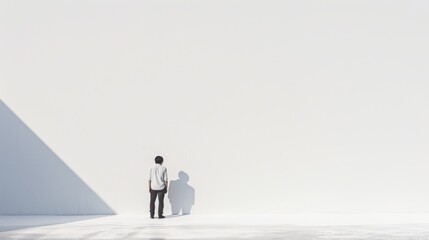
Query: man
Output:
[[149, 156, 168, 219]]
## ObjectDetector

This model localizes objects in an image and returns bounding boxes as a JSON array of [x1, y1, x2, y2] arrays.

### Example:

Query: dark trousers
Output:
[[150, 188, 166, 216]]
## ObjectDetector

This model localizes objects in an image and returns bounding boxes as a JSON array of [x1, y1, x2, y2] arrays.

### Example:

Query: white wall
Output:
[[1, 0, 429, 214]]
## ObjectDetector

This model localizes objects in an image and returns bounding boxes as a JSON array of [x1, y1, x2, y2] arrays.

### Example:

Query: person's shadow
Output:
[[168, 171, 195, 215]]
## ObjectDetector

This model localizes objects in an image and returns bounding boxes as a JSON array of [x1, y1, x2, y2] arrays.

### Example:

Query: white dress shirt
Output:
[[149, 163, 168, 190]]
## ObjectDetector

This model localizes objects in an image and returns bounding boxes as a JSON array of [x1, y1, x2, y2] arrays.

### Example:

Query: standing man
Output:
[[149, 156, 168, 219]]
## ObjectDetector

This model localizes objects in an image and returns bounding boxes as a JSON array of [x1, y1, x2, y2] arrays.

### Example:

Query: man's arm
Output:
[[164, 169, 168, 193], [148, 168, 152, 193]]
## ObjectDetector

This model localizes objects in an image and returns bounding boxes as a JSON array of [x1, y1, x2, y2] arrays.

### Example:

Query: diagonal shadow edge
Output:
[[0, 99, 115, 216]]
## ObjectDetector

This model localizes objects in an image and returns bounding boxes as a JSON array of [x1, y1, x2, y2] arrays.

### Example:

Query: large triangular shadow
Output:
[[0, 100, 115, 218]]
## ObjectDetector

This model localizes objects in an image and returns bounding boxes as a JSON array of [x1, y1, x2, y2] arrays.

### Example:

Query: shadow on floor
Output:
[[0, 215, 110, 232]]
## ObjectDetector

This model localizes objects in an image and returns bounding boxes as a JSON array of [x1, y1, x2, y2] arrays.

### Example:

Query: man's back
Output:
[[149, 164, 168, 190], [149, 156, 168, 219]]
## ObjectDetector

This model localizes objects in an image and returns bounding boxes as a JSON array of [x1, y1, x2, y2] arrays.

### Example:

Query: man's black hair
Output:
[[155, 156, 164, 164]]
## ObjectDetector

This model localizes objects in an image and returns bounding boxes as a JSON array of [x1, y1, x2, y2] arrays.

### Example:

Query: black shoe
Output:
[[150, 215, 154, 219], [158, 215, 165, 219]]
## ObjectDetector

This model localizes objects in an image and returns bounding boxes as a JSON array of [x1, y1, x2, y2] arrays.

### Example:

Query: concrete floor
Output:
[[2, 214, 429, 239]]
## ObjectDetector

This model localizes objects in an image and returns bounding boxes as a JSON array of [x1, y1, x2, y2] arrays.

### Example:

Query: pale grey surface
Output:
[[1, 0, 429, 214], [1, 215, 429, 240], [0, 100, 114, 214]]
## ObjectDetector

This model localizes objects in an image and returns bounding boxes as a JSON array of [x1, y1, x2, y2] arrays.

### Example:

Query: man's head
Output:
[[155, 156, 164, 164]]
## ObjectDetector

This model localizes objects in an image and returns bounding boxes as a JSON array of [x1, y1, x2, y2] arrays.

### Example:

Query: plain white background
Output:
[[1, 0, 429, 214]]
